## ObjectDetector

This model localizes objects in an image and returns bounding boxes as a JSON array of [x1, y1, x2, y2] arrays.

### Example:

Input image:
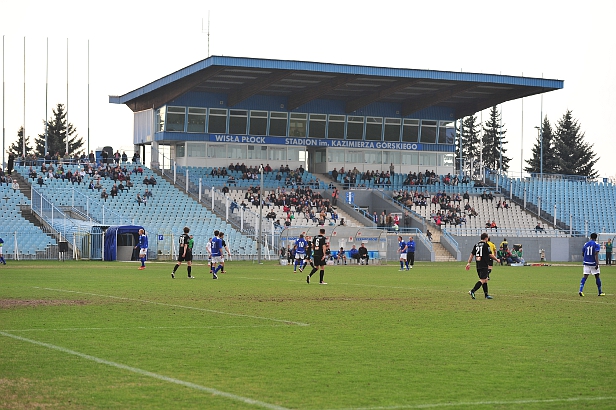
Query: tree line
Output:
[[456, 107, 599, 179]]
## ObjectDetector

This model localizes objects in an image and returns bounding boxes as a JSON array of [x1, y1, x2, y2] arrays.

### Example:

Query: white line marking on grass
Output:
[[2, 324, 286, 332], [328, 396, 614, 410], [33, 287, 309, 327], [0, 331, 290, 410]]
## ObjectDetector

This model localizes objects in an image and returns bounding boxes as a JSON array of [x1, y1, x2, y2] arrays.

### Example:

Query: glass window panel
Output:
[[207, 144, 226, 158], [228, 145, 247, 159], [365, 151, 382, 164], [289, 113, 307, 137], [156, 107, 165, 132], [176, 144, 185, 157], [247, 145, 268, 160], [328, 115, 345, 139], [308, 114, 326, 138], [269, 147, 287, 161], [420, 152, 437, 166], [439, 121, 455, 144], [345, 150, 364, 163], [269, 112, 288, 137], [440, 153, 455, 167], [249, 111, 268, 136], [402, 119, 419, 142], [365, 117, 383, 141], [384, 118, 401, 141], [346, 116, 364, 140], [187, 142, 206, 157], [229, 109, 248, 135], [287, 147, 302, 161], [208, 108, 227, 133], [329, 149, 345, 163], [420, 120, 437, 143], [166, 106, 185, 132], [383, 151, 401, 164], [187, 107, 206, 133], [402, 152, 419, 165]]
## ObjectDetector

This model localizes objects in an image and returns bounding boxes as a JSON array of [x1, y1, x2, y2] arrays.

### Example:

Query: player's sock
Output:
[[320, 270, 324, 283], [309, 267, 318, 277], [172, 264, 179, 273], [472, 281, 482, 293], [0, 257, 5, 264], [579, 276, 587, 292], [214, 265, 223, 274], [400, 261, 404, 269], [405, 261, 409, 269], [596, 276, 602, 294], [482, 282, 489, 295], [140, 257, 145, 267], [187, 266, 192, 277]]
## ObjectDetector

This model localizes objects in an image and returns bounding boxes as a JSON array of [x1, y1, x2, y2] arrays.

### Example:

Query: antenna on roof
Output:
[[202, 11, 210, 57]]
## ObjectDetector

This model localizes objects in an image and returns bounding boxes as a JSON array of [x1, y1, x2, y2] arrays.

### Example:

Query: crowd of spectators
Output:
[[331, 167, 470, 189]]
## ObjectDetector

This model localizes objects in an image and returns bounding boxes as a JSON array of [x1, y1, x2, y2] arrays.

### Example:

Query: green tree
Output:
[[7, 126, 34, 158], [34, 103, 84, 157], [481, 106, 511, 172], [456, 115, 481, 175], [552, 110, 598, 178], [525, 116, 558, 175]]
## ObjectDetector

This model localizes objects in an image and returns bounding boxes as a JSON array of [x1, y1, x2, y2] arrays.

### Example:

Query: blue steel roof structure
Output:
[[109, 56, 563, 119]]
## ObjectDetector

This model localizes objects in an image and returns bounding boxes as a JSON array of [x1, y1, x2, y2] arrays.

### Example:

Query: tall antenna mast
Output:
[[202, 12, 210, 57]]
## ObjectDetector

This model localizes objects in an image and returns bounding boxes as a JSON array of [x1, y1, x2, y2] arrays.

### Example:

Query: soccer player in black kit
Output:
[[465, 232, 500, 299], [172, 226, 194, 279], [307, 228, 328, 284]]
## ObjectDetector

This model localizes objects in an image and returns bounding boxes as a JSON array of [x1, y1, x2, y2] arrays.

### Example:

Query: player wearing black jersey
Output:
[[300, 241, 315, 273], [465, 232, 499, 299], [172, 226, 194, 279], [307, 228, 328, 284]]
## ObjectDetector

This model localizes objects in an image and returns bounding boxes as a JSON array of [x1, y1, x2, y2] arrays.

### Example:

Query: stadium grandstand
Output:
[[2, 55, 614, 263]]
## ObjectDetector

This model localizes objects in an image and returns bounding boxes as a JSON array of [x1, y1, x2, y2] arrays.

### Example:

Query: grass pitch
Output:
[[0, 260, 614, 409]]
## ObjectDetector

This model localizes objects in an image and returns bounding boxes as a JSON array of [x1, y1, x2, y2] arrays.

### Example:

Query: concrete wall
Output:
[[453, 234, 587, 262]]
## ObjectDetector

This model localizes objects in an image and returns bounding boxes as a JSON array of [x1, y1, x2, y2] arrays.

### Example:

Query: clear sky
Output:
[[2, 0, 614, 180]]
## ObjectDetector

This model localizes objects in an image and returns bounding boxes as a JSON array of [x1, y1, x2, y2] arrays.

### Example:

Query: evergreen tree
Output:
[[7, 126, 34, 158], [481, 106, 511, 172], [458, 115, 481, 176], [34, 103, 84, 157], [552, 110, 598, 178], [525, 116, 557, 175]]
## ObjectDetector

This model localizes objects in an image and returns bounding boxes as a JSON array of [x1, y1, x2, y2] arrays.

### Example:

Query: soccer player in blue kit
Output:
[[579, 233, 606, 296], [135, 229, 148, 270], [210, 230, 223, 279], [293, 234, 308, 273], [398, 236, 408, 271]]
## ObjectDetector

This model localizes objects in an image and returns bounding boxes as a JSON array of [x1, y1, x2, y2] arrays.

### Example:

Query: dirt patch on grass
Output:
[[0, 299, 90, 309]]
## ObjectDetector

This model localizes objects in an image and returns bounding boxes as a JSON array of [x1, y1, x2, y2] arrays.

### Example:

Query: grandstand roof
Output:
[[109, 56, 563, 119]]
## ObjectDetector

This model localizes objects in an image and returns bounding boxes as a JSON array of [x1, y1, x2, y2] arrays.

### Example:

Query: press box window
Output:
[[289, 113, 307, 137], [229, 110, 248, 135], [156, 107, 165, 132], [166, 106, 185, 132], [384, 118, 401, 141], [365, 117, 383, 141], [346, 116, 364, 140], [247, 145, 268, 160], [439, 121, 455, 144], [308, 114, 326, 138], [328, 115, 345, 139], [208, 108, 227, 134], [402, 119, 419, 142], [269, 112, 288, 137], [249, 111, 267, 136], [187, 108, 206, 133], [420, 120, 437, 143]]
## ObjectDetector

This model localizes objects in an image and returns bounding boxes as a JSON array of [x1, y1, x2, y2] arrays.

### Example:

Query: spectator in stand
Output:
[[37, 175, 45, 186], [121, 151, 128, 162], [110, 184, 119, 198], [331, 168, 338, 181], [463, 191, 470, 203], [136, 193, 145, 206], [535, 222, 545, 232], [490, 220, 498, 230], [148, 176, 156, 185], [101, 188, 108, 201], [118, 181, 125, 192], [144, 189, 152, 199]]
